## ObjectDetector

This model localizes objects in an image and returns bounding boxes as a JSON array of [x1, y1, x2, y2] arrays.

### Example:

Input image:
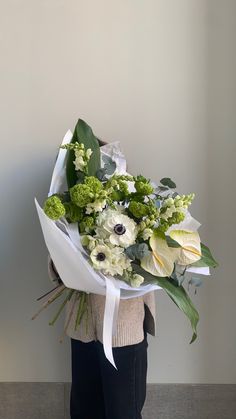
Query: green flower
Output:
[[80, 216, 95, 233], [158, 211, 185, 232], [70, 184, 93, 207], [43, 196, 65, 220], [64, 202, 84, 223], [128, 201, 149, 218], [134, 176, 154, 195], [84, 176, 103, 194]]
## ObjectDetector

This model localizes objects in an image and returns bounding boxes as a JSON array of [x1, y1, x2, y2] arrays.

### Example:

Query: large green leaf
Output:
[[66, 119, 101, 188], [191, 243, 218, 268], [133, 264, 199, 343]]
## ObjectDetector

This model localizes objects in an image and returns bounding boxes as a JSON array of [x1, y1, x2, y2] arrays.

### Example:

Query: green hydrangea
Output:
[[128, 201, 149, 218], [84, 176, 103, 194], [70, 184, 93, 207], [43, 196, 66, 220], [64, 202, 84, 223]]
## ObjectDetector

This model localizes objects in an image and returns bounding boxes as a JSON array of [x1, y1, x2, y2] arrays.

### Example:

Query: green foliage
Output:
[[133, 265, 199, 343], [125, 243, 150, 261], [191, 243, 219, 268], [66, 119, 101, 188], [160, 177, 176, 189]]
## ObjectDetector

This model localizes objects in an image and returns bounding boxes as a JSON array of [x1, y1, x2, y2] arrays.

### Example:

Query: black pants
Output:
[[70, 334, 148, 419]]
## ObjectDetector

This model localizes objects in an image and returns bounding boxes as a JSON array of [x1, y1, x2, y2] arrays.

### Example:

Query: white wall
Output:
[[0, 0, 235, 383]]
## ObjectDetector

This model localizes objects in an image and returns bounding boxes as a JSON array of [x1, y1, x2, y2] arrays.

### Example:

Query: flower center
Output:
[[96, 252, 106, 261], [114, 223, 126, 235]]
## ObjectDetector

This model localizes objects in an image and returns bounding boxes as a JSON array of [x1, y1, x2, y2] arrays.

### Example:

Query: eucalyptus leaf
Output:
[[66, 119, 101, 188], [188, 276, 203, 287], [160, 177, 177, 189], [133, 264, 199, 343], [102, 155, 117, 175], [125, 243, 150, 261], [96, 168, 107, 181]]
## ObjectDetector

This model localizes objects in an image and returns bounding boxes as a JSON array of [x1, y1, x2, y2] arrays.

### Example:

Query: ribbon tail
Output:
[[103, 277, 121, 369]]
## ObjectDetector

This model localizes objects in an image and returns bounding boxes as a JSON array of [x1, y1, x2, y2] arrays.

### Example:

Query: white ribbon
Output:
[[103, 277, 121, 369]]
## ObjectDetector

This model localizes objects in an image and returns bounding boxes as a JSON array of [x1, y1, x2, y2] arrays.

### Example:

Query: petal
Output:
[[141, 232, 175, 277], [169, 230, 202, 265]]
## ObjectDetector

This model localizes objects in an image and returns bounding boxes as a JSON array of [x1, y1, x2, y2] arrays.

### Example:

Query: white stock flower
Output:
[[96, 209, 137, 248], [74, 155, 86, 171], [130, 273, 144, 288], [86, 199, 107, 214], [86, 148, 93, 159], [141, 228, 153, 241]]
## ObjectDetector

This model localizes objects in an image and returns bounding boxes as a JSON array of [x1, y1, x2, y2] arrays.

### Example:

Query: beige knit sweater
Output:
[[48, 258, 156, 347]]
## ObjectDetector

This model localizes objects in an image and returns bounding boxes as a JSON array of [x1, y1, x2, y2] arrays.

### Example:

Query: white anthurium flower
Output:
[[141, 231, 175, 277], [96, 209, 137, 248], [169, 229, 202, 265]]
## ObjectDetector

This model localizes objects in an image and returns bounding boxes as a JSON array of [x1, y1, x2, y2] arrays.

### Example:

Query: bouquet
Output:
[[34, 119, 218, 367]]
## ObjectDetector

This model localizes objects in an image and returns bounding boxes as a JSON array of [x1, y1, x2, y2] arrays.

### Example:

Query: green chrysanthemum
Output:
[[43, 196, 65, 220]]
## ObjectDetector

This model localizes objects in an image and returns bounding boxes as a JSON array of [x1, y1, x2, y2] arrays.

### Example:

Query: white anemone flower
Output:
[[96, 209, 137, 248], [90, 243, 131, 276], [90, 244, 112, 271]]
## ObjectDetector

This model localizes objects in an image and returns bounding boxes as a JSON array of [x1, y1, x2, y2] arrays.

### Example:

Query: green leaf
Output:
[[133, 265, 199, 343], [160, 177, 176, 189], [125, 243, 150, 260], [191, 243, 219, 268], [101, 155, 117, 176], [66, 119, 101, 188], [166, 235, 181, 248]]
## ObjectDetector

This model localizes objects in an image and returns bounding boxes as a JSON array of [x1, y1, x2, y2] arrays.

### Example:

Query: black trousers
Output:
[[70, 334, 148, 419]]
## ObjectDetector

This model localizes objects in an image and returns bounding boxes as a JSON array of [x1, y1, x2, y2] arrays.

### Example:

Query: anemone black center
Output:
[[96, 252, 106, 261], [114, 223, 126, 235]]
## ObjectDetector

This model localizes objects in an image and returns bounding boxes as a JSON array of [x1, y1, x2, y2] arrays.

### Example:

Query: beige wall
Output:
[[0, 0, 235, 383]]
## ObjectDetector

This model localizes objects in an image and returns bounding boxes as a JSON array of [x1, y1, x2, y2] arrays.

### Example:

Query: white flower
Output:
[[86, 199, 107, 214], [81, 235, 97, 251], [90, 243, 131, 276], [96, 209, 137, 248], [141, 228, 153, 241], [86, 148, 93, 159], [108, 246, 131, 276], [74, 155, 86, 171], [130, 273, 144, 288], [90, 244, 112, 271]]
